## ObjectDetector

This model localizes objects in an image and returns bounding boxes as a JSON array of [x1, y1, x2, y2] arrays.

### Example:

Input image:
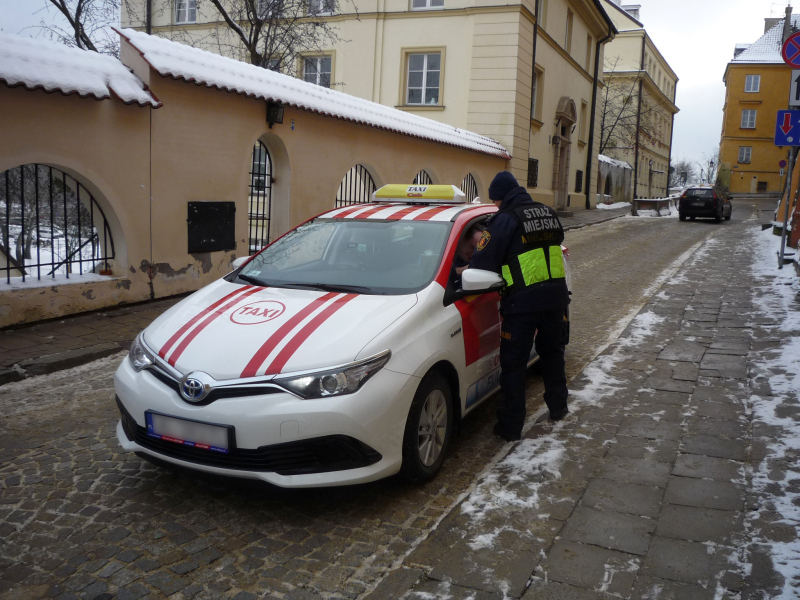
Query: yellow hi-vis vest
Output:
[[502, 246, 565, 288], [498, 203, 566, 289]]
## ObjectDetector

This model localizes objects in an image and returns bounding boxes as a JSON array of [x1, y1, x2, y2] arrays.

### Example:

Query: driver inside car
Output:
[[451, 225, 485, 287]]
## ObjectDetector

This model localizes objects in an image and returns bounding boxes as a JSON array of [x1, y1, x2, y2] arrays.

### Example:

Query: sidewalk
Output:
[[561, 205, 630, 231], [363, 209, 800, 598], [0, 206, 629, 386]]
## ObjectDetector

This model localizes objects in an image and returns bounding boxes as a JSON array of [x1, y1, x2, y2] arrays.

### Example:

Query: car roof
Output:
[[321, 202, 492, 222]]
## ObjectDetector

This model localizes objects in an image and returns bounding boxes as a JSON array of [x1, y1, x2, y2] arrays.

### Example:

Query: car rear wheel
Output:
[[401, 371, 453, 483], [715, 212, 722, 223]]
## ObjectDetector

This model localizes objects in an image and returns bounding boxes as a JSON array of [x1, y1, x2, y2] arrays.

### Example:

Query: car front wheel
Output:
[[401, 372, 453, 483]]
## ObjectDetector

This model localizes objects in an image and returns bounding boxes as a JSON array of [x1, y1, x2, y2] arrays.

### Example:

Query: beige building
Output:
[[123, 0, 615, 211], [598, 0, 678, 199], [0, 31, 506, 327]]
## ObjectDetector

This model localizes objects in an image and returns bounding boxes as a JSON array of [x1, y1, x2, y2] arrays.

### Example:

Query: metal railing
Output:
[[413, 170, 433, 185], [335, 165, 377, 208], [0, 164, 115, 284], [249, 141, 273, 254], [461, 174, 479, 202]]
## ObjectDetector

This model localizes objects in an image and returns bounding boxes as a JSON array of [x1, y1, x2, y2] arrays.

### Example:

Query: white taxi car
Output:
[[114, 185, 570, 488]]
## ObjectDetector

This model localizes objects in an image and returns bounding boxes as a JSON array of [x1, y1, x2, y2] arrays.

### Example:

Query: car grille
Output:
[[146, 368, 282, 406], [116, 397, 382, 476]]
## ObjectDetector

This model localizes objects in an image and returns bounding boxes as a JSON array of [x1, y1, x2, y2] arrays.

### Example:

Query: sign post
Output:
[[778, 32, 800, 268]]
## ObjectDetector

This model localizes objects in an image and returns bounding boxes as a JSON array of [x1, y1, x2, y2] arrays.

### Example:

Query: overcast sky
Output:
[[0, 0, 794, 169]]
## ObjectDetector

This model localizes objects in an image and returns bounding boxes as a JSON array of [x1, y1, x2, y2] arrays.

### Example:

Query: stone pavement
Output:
[[363, 207, 798, 598], [0, 206, 628, 387]]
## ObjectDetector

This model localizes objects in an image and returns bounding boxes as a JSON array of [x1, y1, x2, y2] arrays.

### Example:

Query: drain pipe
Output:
[[585, 30, 613, 209]]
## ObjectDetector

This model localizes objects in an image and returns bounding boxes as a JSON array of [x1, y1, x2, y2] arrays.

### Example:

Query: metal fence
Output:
[[413, 170, 433, 185], [249, 141, 273, 254], [461, 174, 479, 202], [335, 165, 377, 207], [0, 164, 115, 284]]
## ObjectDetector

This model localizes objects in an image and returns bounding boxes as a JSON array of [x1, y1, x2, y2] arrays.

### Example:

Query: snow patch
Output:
[[0, 32, 159, 107], [596, 201, 630, 210]]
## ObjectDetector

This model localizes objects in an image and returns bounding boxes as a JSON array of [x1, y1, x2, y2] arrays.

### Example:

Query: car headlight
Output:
[[129, 333, 155, 372], [274, 351, 391, 399]]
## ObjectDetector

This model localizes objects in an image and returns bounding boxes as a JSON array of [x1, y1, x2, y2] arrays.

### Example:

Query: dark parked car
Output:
[[678, 186, 732, 223]]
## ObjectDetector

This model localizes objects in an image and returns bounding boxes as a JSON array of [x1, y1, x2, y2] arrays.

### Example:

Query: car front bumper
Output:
[[114, 358, 419, 487]]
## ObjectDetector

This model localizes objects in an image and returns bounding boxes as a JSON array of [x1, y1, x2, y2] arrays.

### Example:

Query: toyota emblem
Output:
[[180, 378, 206, 402]]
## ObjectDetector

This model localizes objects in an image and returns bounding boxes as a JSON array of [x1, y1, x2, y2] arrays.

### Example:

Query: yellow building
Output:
[[599, 0, 678, 200], [720, 16, 797, 195], [122, 0, 615, 211]]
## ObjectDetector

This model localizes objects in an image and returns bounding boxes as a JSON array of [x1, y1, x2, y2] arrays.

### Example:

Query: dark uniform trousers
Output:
[[497, 305, 568, 438]]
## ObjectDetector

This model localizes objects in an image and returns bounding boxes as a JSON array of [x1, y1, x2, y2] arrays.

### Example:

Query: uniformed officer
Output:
[[469, 171, 569, 441]]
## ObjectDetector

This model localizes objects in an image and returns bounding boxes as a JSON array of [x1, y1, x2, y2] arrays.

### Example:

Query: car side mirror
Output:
[[231, 256, 248, 270], [462, 269, 505, 293]]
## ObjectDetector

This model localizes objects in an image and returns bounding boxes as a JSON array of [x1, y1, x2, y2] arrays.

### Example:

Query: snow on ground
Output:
[[0, 272, 113, 291], [596, 202, 630, 211], [747, 227, 800, 599], [460, 436, 567, 522]]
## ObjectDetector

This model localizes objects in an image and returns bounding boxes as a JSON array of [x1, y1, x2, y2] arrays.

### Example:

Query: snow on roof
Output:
[[732, 16, 800, 64], [599, 154, 632, 169], [0, 32, 160, 107], [115, 28, 510, 159]]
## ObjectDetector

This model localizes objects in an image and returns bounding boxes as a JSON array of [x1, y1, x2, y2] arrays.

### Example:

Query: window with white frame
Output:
[[307, 0, 334, 15], [412, 0, 444, 9], [175, 0, 197, 23], [741, 109, 757, 129], [738, 146, 752, 163], [745, 75, 761, 93], [303, 56, 332, 88], [406, 53, 441, 105]]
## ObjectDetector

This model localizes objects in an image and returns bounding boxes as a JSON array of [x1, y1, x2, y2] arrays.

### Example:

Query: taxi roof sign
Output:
[[373, 184, 466, 204]]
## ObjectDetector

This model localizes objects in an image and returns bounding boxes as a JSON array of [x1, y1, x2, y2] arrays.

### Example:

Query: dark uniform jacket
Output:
[[469, 186, 569, 315]]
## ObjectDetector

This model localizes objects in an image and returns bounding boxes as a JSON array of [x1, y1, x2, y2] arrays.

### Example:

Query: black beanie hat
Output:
[[488, 171, 519, 201]]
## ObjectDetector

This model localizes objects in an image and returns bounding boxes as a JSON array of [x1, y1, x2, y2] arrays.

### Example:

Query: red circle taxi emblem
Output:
[[230, 301, 286, 325]]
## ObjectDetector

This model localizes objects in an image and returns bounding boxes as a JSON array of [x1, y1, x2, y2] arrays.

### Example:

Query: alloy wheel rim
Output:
[[417, 389, 447, 467]]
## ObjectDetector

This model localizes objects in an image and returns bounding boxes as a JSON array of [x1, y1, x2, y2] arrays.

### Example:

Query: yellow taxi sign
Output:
[[373, 184, 467, 204]]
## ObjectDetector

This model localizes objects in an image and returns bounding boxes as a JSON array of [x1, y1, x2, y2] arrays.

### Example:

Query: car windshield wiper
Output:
[[278, 282, 372, 294], [238, 274, 266, 286]]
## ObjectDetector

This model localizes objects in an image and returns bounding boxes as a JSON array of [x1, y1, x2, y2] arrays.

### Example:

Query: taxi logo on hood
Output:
[[230, 301, 286, 325]]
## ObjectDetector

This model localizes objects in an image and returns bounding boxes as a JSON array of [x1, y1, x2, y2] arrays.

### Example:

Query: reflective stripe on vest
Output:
[[502, 245, 565, 289]]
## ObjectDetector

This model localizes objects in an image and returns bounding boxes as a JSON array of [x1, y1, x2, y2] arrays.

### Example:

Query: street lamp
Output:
[[708, 159, 715, 185]]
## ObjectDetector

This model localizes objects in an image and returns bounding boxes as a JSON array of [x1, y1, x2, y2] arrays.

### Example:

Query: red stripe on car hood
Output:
[[265, 294, 358, 375], [240, 292, 339, 378]]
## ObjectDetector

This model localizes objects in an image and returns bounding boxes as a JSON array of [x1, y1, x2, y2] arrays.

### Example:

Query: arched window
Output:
[[335, 165, 377, 207], [0, 164, 115, 283], [461, 174, 479, 202], [413, 170, 433, 185], [249, 141, 273, 254]]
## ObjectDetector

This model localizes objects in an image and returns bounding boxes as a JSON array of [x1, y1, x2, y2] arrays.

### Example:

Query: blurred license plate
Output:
[[145, 412, 230, 453], [692, 201, 705, 207]]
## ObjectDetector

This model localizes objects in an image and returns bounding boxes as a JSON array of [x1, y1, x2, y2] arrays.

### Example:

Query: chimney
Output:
[[765, 17, 782, 33], [783, 5, 793, 43], [621, 4, 641, 20]]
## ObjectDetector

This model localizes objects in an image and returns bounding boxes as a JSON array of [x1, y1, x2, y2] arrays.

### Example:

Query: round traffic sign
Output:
[[780, 160, 788, 168], [783, 31, 800, 67]]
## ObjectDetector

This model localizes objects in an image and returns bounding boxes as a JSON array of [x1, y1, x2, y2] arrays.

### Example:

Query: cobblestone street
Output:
[[2, 201, 789, 600]]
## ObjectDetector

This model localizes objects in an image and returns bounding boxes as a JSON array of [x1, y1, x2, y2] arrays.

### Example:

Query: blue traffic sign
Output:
[[784, 32, 800, 68], [775, 110, 800, 146]]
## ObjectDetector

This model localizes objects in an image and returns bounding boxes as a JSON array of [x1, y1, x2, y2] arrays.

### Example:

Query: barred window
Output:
[[575, 170, 583, 193], [527, 159, 539, 188]]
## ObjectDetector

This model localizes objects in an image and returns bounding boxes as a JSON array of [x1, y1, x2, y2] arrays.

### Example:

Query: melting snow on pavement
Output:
[[747, 227, 800, 599]]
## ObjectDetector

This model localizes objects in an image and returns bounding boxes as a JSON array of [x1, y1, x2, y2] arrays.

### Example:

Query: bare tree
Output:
[[126, 0, 354, 82], [696, 150, 721, 185], [669, 158, 697, 188], [37, 0, 121, 56], [599, 57, 660, 156]]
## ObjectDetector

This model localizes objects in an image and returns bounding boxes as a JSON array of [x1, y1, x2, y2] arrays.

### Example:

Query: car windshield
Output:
[[685, 189, 714, 197], [237, 218, 452, 295]]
